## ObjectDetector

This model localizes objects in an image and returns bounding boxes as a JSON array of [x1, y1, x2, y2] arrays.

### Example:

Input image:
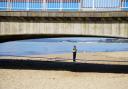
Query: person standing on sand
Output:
[[72, 46, 77, 62]]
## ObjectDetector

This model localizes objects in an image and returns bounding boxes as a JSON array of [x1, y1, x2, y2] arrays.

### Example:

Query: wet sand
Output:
[[0, 52, 128, 89], [1, 52, 128, 65]]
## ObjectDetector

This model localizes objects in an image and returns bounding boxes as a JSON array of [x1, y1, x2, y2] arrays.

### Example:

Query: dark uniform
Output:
[[72, 46, 77, 62]]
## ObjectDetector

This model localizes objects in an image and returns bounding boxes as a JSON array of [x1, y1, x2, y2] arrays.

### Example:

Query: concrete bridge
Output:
[[0, 11, 128, 42], [0, 0, 128, 42]]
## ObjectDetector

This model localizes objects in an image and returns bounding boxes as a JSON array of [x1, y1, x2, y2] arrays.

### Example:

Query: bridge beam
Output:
[[0, 11, 128, 17], [0, 16, 128, 42]]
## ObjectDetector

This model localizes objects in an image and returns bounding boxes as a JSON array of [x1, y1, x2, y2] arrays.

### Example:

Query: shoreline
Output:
[[0, 51, 128, 65]]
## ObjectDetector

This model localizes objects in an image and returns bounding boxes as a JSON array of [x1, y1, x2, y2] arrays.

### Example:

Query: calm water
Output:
[[0, 37, 128, 56]]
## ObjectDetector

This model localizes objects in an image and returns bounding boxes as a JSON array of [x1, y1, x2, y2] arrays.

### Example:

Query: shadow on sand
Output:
[[0, 59, 128, 74]]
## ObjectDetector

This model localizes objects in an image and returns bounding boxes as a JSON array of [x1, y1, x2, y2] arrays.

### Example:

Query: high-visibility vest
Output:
[[72, 48, 77, 52]]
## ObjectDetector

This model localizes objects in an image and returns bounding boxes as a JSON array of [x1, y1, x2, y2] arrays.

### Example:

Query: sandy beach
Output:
[[0, 52, 128, 89], [1, 51, 128, 65]]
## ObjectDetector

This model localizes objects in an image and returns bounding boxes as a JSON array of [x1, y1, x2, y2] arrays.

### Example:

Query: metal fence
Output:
[[0, 0, 128, 11]]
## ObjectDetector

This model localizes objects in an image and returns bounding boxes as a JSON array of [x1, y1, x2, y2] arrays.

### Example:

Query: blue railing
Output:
[[0, 0, 128, 11]]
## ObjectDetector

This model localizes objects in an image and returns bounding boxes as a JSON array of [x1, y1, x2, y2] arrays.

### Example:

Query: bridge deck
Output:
[[0, 11, 128, 17]]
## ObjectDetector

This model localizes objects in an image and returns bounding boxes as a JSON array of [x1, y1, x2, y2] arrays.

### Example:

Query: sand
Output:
[[0, 51, 128, 65], [0, 52, 128, 89]]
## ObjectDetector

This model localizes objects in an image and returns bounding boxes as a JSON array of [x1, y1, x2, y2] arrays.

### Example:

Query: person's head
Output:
[[74, 46, 76, 48]]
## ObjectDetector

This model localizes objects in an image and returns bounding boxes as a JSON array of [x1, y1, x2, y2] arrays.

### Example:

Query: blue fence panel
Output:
[[10, 2, 43, 11], [97, 0, 120, 11], [82, 0, 93, 8], [29, 2, 43, 10], [123, 1, 128, 10], [0, 2, 7, 10], [82, 0, 121, 11], [47, 2, 79, 11], [11, 2, 27, 10], [63, 2, 79, 11], [0, 0, 128, 11], [47, 3, 61, 11]]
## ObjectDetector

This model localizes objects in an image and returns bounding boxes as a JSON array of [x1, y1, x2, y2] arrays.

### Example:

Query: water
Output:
[[0, 37, 128, 56]]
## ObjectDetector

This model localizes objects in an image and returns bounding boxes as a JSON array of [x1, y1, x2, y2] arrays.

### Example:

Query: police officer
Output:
[[72, 46, 77, 62]]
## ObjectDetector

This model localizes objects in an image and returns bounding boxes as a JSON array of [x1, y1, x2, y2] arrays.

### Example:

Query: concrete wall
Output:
[[0, 18, 128, 38]]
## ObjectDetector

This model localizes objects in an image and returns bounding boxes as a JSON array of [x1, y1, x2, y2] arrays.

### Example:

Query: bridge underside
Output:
[[1, 34, 128, 43], [0, 16, 128, 42]]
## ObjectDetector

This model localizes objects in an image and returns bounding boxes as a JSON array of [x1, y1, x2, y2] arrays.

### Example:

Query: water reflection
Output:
[[0, 37, 128, 56]]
